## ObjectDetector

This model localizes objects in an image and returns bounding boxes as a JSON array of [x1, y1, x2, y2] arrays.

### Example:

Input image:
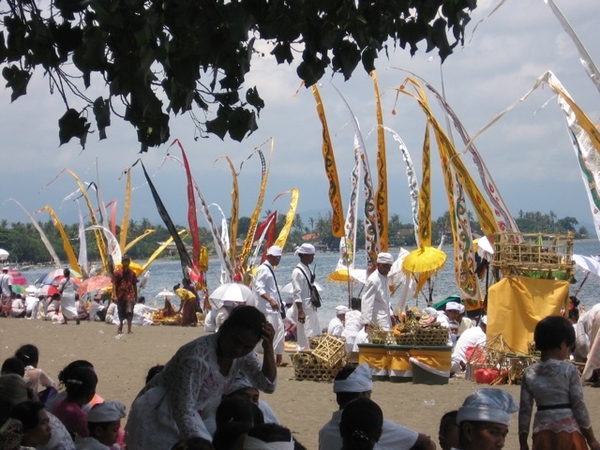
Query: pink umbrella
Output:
[[77, 276, 112, 297], [41, 268, 83, 286], [8, 269, 27, 286]]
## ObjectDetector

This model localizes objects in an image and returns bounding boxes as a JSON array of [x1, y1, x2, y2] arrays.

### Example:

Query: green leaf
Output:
[[206, 113, 229, 140], [228, 107, 257, 142], [58, 108, 91, 148], [2, 65, 31, 101], [271, 42, 293, 64], [245, 87, 264, 113], [93, 97, 111, 140]]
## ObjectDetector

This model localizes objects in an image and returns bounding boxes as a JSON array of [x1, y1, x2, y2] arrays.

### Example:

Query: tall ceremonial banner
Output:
[[37, 206, 81, 274], [8, 199, 62, 268], [384, 126, 420, 246], [123, 229, 155, 254], [77, 202, 88, 277], [312, 86, 345, 238], [241, 142, 273, 264], [254, 211, 277, 265], [137, 160, 194, 279], [547, 73, 600, 241], [418, 125, 432, 248], [487, 277, 567, 353], [215, 155, 240, 265], [396, 80, 499, 238], [119, 169, 132, 251], [333, 84, 380, 269], [274, 188, 299, 251], [372, 71, 388, 251], [86, 225, 122, 267], [344, 149, 361, 269], [405, 71, 520, 234], [170, 139, 203, 276]]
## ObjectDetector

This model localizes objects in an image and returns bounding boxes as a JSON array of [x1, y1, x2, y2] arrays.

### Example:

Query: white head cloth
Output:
[[457, 303, 466, 314], [457, 388, 518, 426], [445, 301, 461, 312], [333, 363, 373, 393], [87, 401, 127, 423], [267, 245, 282, 257], [335, 305, 349, 314], [295, 243, 315, 255], [244, 436, 294, 450], [376, 252, 393, 264]]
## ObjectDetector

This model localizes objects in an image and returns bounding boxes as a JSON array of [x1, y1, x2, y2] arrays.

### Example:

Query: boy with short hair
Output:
[[75, 401, 126, 450]]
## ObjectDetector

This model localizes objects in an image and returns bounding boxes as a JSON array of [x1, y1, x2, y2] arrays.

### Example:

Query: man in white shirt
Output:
[[24, 294, 40, 319], [10, 295, 25, 317], [451, 315, 487, 374], [327, 305, 348, 336], [437, 301, 462, 346], [254, 245, 288, 366], [0, 266, 12, 317], [291, 243, 321, 351], [361, 252, 394, 330], [318, 363, 435, 450]]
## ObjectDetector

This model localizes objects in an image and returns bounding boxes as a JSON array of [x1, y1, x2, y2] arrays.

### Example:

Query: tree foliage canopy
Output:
[[0, 0, 477, 151]]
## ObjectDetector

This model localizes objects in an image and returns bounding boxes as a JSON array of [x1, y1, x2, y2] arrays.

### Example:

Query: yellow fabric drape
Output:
[[37, 206, 80, 274], [120, 170, 132, 252], [358, 346, 390, 369], [409, 348, 452, 371], [371, 70, 388, 251], [312, 85, 345, 238], [487, 277, 568, 354], [413, 125, 432, 295], [388, 349, 411, 371], [273, 188, 299, 250]]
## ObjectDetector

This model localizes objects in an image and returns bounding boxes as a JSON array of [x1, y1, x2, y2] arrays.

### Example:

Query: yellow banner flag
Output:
[[216, 155, 240, 266], [274, 188, 299, 250], [312, 85, 345, 237], [37, 206, 81, 274], [371, 70, 388, 251], [123, 229, 155, 254], [142, 229, 189, 273], [120, 169, 132, 252]]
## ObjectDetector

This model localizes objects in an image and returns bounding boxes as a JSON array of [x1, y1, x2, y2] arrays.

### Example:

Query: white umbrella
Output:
[[573, 254, 600, 277], [155, 288, 177, 298], [209, 283, 255, 309], [0, 249, 9, 261]]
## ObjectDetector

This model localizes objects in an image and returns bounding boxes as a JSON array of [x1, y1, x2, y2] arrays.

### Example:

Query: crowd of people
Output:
[[3, 249, 600, 449], [1, 310, 599, 450]]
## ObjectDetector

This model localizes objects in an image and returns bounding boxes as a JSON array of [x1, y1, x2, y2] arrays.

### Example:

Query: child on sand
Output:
[[519, 315, 600, 450], [75, 401, 126, 450]]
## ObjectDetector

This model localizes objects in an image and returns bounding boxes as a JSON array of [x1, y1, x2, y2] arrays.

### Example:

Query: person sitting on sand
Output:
[[132, 296, 157, 326], [75, 401, 127, 450], [319, 363, 435, 450], [10, 294, 26, 318], [455, 388, 518, 450], [339, 398, 384, 450], [14, 344, 56, 404], [9, 400, 53, 448], [45, 293, 63, 323], [125, 305, 277, 450], [51, 366, 98, 439]]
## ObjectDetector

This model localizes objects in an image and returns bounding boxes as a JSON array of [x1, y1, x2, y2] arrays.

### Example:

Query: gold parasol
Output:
[[402, 246, 447, 276], [326, 268, 366, 284]]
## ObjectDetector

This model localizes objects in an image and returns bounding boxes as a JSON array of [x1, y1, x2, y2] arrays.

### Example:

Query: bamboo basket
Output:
[[395, 332, 415, 346], [414, 326, 449, 346], [491, 232, 573, 278], [312, 335, 346, 369], [291, 352, 345, 381], [367, 329, 393, 345]]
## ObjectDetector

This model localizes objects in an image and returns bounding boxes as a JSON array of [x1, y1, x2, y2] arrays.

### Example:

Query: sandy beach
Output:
[[2, 319, 599, 449]]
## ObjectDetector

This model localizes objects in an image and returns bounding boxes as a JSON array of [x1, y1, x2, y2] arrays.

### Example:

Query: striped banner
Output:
[[312, 85, 345, 237], [372, 71, 388, 251]]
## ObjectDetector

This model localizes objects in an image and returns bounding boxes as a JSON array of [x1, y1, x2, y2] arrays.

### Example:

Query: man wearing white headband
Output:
[[451, 315, 487, 374], [361, 252, 394, 330], [456, 388, 518, 450], [291, 243, 321, 351], [327, 305, 348, 336], [319, 363, 435, 450], [254, 245, 288, 367]]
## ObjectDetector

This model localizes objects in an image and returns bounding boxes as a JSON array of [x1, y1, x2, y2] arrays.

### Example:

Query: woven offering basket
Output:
[[395, 332, 415, 346], [291, 352, 345, 381], [368, 329, 392, 345], [414, 326, 449, 346], [312, 335, 346, 369]]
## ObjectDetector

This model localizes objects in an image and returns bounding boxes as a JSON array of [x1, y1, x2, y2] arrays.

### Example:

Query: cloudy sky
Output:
[[1, 0, 600, 236]]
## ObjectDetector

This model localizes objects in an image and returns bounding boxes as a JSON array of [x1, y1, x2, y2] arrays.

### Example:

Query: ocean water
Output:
[[18, 239, 600, 325]]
